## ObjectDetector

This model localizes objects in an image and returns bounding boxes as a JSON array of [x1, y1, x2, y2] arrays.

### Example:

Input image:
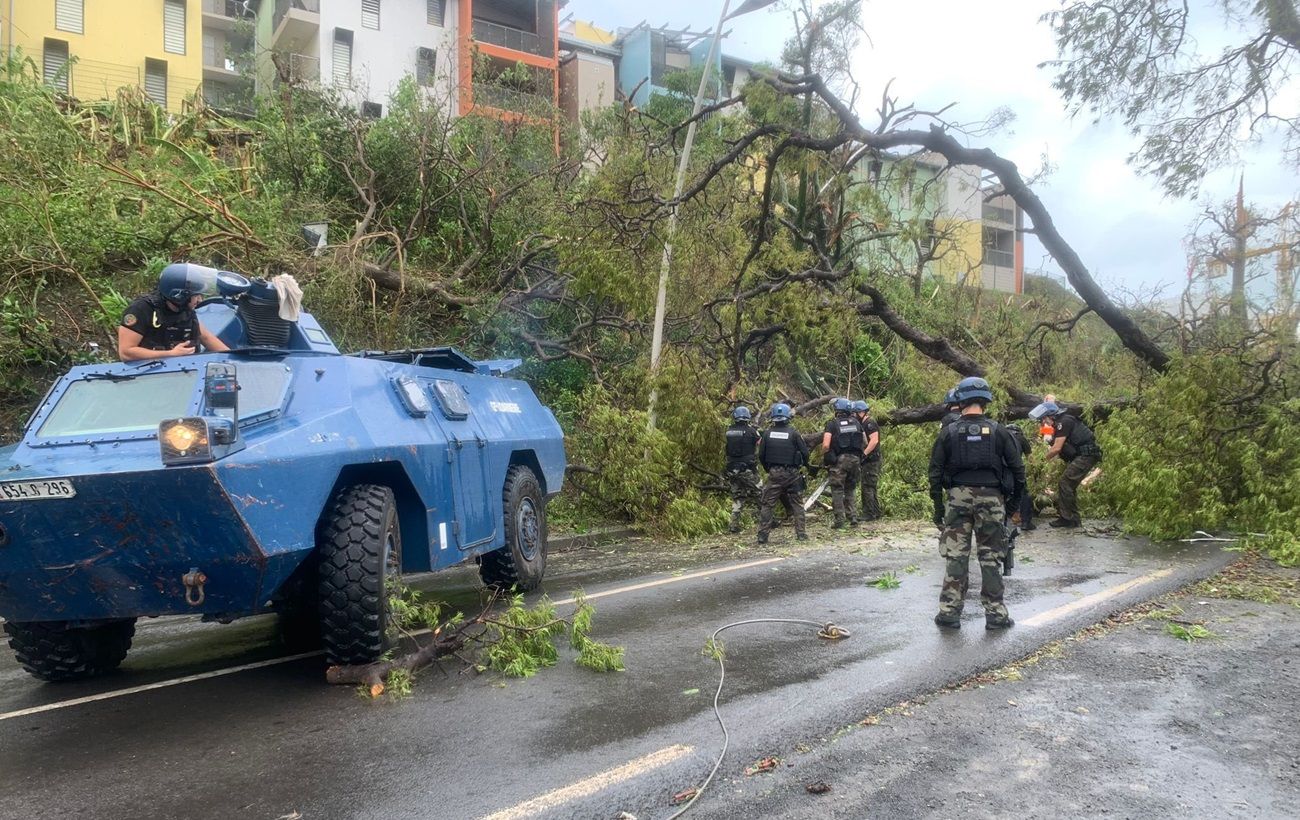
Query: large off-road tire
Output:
[[479, 465, 547, 591], [4, 619, 136, 682], [317, 484, 401, 666]]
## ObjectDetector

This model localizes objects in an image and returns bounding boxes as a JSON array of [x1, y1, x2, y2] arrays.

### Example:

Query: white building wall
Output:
[[941, 164, 983, 222], [319, 0, 460, 114]]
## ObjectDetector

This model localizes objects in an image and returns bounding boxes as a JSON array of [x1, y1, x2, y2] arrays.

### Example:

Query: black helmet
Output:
[[158, 263, 218, 306], [953, 376, 993, 405]]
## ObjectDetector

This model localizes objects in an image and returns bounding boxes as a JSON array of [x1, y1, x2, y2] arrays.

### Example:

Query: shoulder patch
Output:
[[123, 313, 137, 327], [982, 426, 991, 435]]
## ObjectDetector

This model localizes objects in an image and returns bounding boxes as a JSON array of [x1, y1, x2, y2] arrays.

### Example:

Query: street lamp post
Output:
[[645, 0, 774, 431]]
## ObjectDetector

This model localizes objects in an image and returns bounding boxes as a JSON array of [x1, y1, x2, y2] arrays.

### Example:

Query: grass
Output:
[[1166, 622, 1214, 642], [1194, 554, 1300, 608], [869, 572, 901, 590]]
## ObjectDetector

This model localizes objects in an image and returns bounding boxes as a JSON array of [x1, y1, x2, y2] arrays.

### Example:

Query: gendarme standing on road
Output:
[[756, 402, 809, 544], [928, 377, 1025, 630]]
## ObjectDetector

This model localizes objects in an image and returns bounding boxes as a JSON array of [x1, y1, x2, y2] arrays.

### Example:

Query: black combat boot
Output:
[[985, 615, 1015, 630], [1048, 518, 1080, 529], [934, 612, 961, 629], [756, 534, 768, 545], [796, 532, 808, 541]]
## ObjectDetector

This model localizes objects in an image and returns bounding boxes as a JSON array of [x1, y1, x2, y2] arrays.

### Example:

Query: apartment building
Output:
[[558, 20, 753, 123], [857, 153, 1025, 294], [3, 0, 204, 111]]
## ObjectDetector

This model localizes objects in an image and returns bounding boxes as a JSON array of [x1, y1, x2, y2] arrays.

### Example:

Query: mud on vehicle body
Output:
[[0, 267, 566, 680]]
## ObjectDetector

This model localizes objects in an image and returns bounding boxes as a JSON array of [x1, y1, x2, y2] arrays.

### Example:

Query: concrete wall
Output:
[[617, 27, 650, 107], [559, 50, 615, 124], [5, 0, 204, 111], [318, 0, 459, 113]]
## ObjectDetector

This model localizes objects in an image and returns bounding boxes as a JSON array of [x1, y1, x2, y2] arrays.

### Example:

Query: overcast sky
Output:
[[564, 0, 1297, 300]]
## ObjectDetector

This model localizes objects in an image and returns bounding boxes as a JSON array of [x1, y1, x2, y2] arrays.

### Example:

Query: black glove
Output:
[[930, 487, 946, 528]]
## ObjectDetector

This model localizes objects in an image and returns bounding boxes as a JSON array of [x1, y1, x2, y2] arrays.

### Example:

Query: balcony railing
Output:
[[982, 203, 1015, 226], [471, 81, 553, 117], [273, 52, 320, 85], [203, 0, 252, 18], [982, 248, 1015, 268], [472, 19, 550, 58]]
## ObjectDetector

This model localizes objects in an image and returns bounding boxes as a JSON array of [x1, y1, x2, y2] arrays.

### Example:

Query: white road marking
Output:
[[0, 557, 787, 722], [1020, 567, 1175, 628], [480, 744, 694, 820], [0, 651, 324, 722]]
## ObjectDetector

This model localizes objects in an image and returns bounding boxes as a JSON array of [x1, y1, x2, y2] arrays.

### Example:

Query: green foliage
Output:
[[1092, 354, 1300, 564], [1165, 622, 1213, 642], [868, 572, 901, 590], [701, 637, 726, 661], [485, 594, 565, 678]]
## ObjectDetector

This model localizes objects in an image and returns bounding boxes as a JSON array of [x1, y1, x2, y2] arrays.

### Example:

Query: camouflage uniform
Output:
[[757, 466, 807, 540], [726, 467, 762, 533], [828, 453, 861, 525], [929, 409, 1025, 627], [938, 486, 1010, 620]]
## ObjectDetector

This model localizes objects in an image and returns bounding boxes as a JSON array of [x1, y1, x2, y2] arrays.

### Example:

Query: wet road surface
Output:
[[0, 524, 1230, 819]]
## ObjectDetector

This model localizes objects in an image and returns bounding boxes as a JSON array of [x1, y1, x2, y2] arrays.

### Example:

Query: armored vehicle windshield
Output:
[[37, 371, 197, 439]]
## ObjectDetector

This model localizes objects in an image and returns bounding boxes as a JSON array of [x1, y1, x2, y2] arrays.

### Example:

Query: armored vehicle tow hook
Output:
[[182, 568, 207, 607]]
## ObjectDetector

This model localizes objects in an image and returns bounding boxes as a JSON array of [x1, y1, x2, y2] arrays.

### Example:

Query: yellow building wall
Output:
[[3, 0, 203, 111], [933, 218, 984, 287]]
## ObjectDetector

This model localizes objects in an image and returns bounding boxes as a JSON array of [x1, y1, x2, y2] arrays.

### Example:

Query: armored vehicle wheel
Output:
[[479, 465, 547, 591], [3, 619, 136, 682], [318, 484, 401, 666]]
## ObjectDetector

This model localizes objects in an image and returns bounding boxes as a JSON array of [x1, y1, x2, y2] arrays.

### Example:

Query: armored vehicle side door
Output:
[[428, 378, 496, 549]]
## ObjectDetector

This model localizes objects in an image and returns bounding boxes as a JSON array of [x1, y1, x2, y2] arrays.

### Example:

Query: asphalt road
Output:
[[0, 523, 1232, 820]]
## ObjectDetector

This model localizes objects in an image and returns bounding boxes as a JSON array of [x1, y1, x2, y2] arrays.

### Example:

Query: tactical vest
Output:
[[831, 415, 864, 456], [139, 294, 198, 351], [1059, 417, 1101, 461], [762, 426, 801, 467], [725, 424, 758, 464], [943, 417, 1005, 489]]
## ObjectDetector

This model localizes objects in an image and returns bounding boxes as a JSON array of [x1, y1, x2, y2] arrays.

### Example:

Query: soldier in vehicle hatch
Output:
[[723, 406, 762, 534], [756, 403, 810, 544], [821, 398, 864, 529], [1029, 399, 1103, 529], [853, 400, 882, 522], [118, 265, 230, 361], [928, 377, 1025, 631]]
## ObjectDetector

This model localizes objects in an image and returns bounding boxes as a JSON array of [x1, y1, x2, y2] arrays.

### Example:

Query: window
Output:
[[163, 0, 186, 55], [203, 32, 217, 68], [219, 362, 292, 424], [361, 100, 383, 119], [55, 0, 84, 34], [362, 0, 380, 30], [427, 0, 444, 26], [43, 39, 70, 93], [332, 29, 353, 86], [38, 372, 197, 439], [144, 58, 168, 106], [416, 47, 436, 86], [432, 380, 470, 420]]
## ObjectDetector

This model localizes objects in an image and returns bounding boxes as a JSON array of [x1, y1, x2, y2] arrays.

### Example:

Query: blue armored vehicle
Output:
[[0, 265, 566, 680]]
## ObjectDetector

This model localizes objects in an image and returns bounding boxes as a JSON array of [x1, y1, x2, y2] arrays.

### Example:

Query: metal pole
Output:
[[646, 0, 732, 431]]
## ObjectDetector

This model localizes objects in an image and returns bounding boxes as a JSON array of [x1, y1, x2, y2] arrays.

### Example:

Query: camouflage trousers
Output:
[[726, 466, 762, 532], [758, 466, 806, 539], [937, 486, 1010, 619], [1058, 454, 1099, 524], [859, 455, 882, 521], [829, 453, 861, 525]]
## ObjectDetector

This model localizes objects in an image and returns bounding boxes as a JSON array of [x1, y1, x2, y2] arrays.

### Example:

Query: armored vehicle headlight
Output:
[[159, 418, 212, 465]]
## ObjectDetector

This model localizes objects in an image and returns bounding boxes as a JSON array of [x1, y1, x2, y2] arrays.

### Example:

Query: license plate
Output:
[[0, 479, 76, 501]]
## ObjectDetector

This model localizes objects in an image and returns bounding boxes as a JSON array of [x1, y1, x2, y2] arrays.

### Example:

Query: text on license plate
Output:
[[0, 479, 76, 501]]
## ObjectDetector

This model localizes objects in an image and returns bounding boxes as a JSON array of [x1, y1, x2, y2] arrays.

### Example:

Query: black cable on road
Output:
[[666, 617, 851, 819]]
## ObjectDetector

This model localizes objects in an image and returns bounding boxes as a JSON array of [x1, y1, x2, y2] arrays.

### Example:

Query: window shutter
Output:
[[43, 39, 70, 93], [144, 59, 168, 107], [427, 0, 444, 26], [163, 0, 186, 55], [55, 0, 84, 34], [362, 0, 380, 30], [332, 30, 353, 86]]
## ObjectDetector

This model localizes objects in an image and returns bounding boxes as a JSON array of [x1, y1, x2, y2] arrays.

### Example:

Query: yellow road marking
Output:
[[0, 557, 787, 722], [1020, 568, 1175, 628], [481, 744, 694, 820]]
